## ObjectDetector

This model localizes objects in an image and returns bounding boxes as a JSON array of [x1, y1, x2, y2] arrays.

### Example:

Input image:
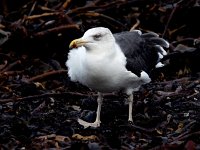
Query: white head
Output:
[[69, 27, 115, 53]]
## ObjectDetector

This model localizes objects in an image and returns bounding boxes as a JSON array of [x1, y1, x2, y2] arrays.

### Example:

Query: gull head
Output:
[[69, 27, 115, 52]]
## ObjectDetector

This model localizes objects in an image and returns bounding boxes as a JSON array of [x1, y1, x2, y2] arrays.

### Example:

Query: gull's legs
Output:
[[128, 93, 133, 122], [78, 92, 103, 128]]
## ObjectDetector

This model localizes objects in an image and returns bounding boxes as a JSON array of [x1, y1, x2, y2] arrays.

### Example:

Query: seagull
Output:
[[66, 27, 169, 128]]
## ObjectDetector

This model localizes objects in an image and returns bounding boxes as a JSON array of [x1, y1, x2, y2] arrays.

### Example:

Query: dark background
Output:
[[0, 0, 200, 149]]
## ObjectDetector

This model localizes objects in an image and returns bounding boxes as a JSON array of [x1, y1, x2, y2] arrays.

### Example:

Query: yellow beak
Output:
[[69, 38, 88, 49]]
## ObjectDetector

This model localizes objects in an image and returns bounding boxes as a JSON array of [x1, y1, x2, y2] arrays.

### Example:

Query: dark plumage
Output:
[[114, 31, 169, 76]]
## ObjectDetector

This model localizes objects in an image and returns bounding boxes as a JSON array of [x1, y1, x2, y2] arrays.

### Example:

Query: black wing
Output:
[[113, 30, 168, 77]]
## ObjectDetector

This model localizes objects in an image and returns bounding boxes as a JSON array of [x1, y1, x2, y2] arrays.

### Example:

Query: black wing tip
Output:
[[139, 31, 169, 68]]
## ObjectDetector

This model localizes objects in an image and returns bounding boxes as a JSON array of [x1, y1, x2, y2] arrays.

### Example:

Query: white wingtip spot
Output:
[[156, 62, 164, 68], [131, 30, 142, 35], [156, 45, 167, 55], [140, 71, 151, 83], [161, 40, 170, 48], [165, 41, 170, 48], [158, 52, 163, 59]]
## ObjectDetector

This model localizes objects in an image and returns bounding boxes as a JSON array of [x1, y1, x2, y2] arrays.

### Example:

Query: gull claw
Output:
[[78, 118, 101, 128], [128, 118, 133, 122], [128, 120, 134, 125]]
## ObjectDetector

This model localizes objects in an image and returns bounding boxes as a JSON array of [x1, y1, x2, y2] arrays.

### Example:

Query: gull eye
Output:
[[93, 33, 102, 40]]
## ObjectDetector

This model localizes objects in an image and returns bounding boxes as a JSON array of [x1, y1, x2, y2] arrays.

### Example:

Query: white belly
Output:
[[66, 46, 142, 93]]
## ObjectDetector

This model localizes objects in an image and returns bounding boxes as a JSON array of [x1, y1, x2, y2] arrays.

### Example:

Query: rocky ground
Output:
[[0, 0, 200, 149]]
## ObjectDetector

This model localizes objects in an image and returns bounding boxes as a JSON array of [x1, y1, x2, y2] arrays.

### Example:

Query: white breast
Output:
[[66, 44, 142, 93], [66, 46, 87, 81]]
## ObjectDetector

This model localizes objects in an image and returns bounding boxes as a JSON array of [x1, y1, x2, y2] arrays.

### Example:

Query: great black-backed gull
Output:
[[66, 27, 169, 128]]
